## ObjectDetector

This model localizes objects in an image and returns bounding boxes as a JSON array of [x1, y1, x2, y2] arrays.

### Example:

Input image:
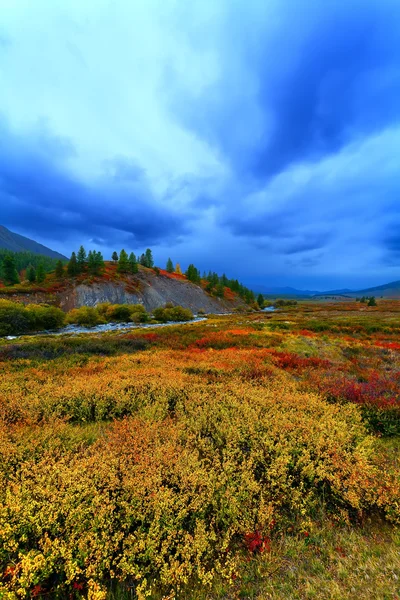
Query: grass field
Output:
[[0, 300, 399, 599]]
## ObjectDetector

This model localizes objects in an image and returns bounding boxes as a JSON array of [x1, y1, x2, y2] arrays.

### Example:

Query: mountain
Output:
[[347, 280, 400, 298], [314, 288, 353, 296], [0, 225, 67, 260], [257, 286, 319, 297]]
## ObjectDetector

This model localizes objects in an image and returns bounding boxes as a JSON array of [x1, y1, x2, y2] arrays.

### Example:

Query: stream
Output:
[[4, 317, 208, 340]]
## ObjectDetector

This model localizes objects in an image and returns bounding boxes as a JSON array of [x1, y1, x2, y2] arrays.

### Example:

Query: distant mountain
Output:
[[314, 288, 353, 296], [257, 286, 319, 297], [347, 280, 400, 298], [0, 225, 67, 260]]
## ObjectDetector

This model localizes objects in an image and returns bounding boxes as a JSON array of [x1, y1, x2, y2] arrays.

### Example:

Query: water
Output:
[[263, 306, 276, 312], [4, 317, 207, 339]]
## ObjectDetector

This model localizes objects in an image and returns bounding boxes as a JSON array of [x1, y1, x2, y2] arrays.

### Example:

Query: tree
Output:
[[2, 254, 20, 285], [215, 283, 225, 298], [27, 265, 36, 283], [77, 246, 87, 272], [139, 253, 147, 266], [145, 248, 154, 268], [175, 263, 182, 275], [36, 263, 46, 284], [257, 294, 264, 308], [129, 252, 138, 274], [94, 251, 105, 275], [368, 296, 377, 307], [166, 257, 174, 273], [186, 264, 201, 283], [118, 249, 129, 273], [67, 252, 79, 276], [112, 251, 119, 263], [55, 260, 64, 279]]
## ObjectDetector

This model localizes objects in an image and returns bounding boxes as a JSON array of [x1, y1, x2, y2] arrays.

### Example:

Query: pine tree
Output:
[[55, 260, 64, 279], [129, 252, 138, 274], [27, 265, 36, 283], [87, 250, 94, 273], [166, 257, 174, 273], [36, 263, 46, 283], [139, 253, 147, 266], [186, 264, 201, 283], [67, 252, 78, 276], [2, 254, 20, 285], [145, 248, 154, 268], [175, 263, 182, 275], [94, 251, 105, 274], [77, 246, 87, 272], [112, 251, 119, 263], [118, 249, 129, 273], [257, 294, 264, 308]]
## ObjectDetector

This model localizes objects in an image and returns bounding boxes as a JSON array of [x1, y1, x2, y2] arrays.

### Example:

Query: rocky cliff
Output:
[[1, 269, 246, 313]]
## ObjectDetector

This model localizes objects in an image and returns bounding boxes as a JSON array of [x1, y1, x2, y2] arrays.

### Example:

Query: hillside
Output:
[[0, 225, 67, 259], [349, 280, 400, 298], [0, 262, 248, 313]]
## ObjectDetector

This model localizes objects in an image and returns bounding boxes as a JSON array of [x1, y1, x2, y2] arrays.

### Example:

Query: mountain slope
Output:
[[0, 265, 247, 314], [347, 280, 400, 298], [0, 225, 67, 259]]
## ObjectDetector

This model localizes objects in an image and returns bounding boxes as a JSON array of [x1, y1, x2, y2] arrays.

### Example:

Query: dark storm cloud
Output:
[[0, 119, 188, 247], [252, 0, 400, 179], [175, 0, 400, 181]]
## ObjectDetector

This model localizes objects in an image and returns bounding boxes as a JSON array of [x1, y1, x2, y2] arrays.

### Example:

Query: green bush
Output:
[[106, 304, 132, 322], [152, 305, 193, 323], [66, 307, 105, 327], [26, 304, 65, 330], [0, 300, 65, 335]]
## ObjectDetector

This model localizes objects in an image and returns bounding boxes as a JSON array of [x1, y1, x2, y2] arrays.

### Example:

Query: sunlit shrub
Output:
[[66, 307, 105, 327]]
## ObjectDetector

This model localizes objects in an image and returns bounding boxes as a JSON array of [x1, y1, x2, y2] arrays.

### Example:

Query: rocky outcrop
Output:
[[64, 271, 240, 313], [1, 270, 245, 314]]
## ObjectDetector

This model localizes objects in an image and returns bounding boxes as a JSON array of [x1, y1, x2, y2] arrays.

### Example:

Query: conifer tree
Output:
[[95, 251, 105, 274], [185, 264, 201, 283], [257, 293, 264, 308], [118, 249, 129, 273], [145, 248, 154, 268], [87, 250, 94, 273], [67, 252, 78, 276], [139, 253, 147, 266], [112, 251, 118, 263], [27, 265, 36, 283], [166, 257, 174, 273], [129, 252, 138, 274], [36, 263, 46, 283], [77, 246, 87, 272], [175, 263, 182, 275], [2, 254, 20, 286], [55, 260, 64, 279]]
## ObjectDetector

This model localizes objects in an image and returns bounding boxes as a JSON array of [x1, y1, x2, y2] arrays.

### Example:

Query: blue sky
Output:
[[0, 0, 400, 290]]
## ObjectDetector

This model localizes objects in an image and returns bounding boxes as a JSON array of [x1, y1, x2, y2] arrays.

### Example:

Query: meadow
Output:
[[0, 300, 399, 599]]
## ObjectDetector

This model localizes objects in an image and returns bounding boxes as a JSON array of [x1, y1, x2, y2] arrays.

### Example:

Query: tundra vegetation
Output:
[[0, 299, 399, 599]]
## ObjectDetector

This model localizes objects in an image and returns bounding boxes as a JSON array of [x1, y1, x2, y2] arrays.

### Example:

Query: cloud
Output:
[[0, 0, 400, 289], [0, 118, 189, 247]]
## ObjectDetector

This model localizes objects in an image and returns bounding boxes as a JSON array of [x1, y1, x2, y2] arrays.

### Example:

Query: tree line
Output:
[[0, 250, 63, 286], [0, 245, 257, 306]]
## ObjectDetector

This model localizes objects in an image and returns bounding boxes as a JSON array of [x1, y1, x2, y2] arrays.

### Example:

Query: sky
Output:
[[0, 0, 400, 291]]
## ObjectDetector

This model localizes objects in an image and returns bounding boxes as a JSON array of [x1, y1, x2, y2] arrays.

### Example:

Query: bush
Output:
[[152, 305, 193, 323], [0, 300, 34, 336], [106, 304, 132, 322], [26, 304, 65, 331], [66, 307, 105, 327], [0, 300, 65, 335]]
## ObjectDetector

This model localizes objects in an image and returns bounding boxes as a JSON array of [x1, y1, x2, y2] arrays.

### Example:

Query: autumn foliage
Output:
[[0, 301, 399, 598]]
